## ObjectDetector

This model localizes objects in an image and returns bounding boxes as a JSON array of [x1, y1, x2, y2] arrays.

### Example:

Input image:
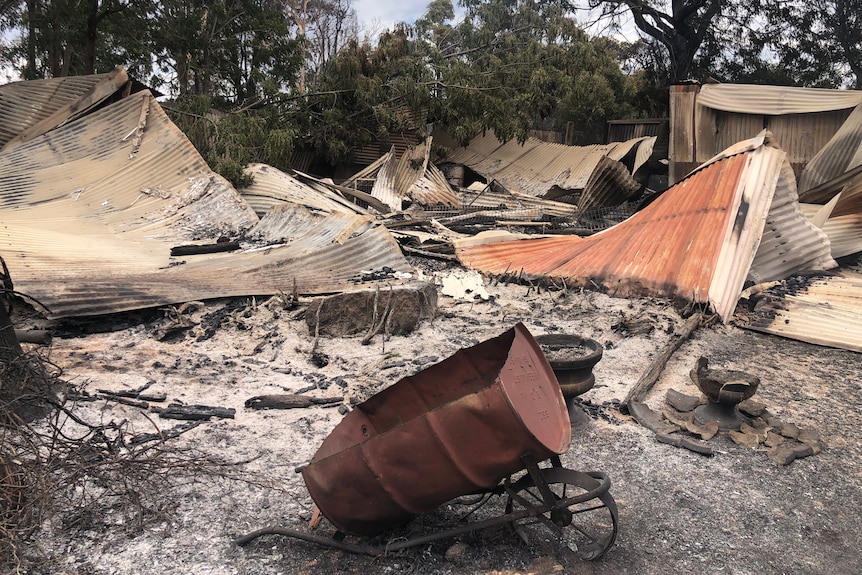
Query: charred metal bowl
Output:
[[690, 356, 760, 431], [536, 334, 603, 399], [689, 357, 759, 406]]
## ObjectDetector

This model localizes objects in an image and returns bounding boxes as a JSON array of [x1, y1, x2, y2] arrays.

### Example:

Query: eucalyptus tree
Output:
[[0, 0, 138, 79], [417, 0, 643, 144], [742, 0, 862, 88], [585, 0, 722, 83]]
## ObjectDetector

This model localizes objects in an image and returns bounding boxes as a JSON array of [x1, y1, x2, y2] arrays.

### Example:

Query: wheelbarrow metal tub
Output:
[[302, 323, 571, 535]]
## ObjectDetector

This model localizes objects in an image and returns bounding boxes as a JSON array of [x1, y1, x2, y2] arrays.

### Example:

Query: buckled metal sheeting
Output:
[[302, 323, 571, 535]]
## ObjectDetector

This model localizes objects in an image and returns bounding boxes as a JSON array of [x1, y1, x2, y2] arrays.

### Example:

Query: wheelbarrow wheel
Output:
[[503, 466, 618, 560]]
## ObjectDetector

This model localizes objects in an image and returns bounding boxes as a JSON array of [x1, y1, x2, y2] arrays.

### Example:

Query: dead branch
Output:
[[620, 312, 703, 414]]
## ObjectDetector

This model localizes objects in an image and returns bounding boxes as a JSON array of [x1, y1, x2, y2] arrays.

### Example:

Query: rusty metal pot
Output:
[[301, 323, 570, 536], [535, 334, 603, 399]]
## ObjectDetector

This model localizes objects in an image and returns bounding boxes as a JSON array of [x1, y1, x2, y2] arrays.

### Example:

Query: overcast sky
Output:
[[350, 1, 639, 42], [351, 0, 433, 34]]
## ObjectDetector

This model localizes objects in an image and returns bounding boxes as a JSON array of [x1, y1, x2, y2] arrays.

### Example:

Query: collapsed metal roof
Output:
[[444, 130, 654, 199], [369, 138, 459, 211], [0, 87, 411, 318], [455, 132, 837, 322], [0, 67, 134, 151], [737, 275, 862, 353], [240, 163, 370, 217]]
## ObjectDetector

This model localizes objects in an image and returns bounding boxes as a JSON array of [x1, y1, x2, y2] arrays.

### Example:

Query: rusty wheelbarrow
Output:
[[235, 323, 618, 560]]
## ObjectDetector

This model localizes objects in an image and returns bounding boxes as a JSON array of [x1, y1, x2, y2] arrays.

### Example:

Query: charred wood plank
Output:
[[245, 394, 343, 410], [152, 403, 236, 420], [170, 241, 241, 256]]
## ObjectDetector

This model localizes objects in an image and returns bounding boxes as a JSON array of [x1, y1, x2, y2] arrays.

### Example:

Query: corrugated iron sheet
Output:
[[671, 83, 861, 184], [798, 103, 862, 195], [737, 276, 862, 353], [445, 130, 651, 198], [696, 84, 862, 115], [801, 177, 862, 258], [577, 155, 641, 210], [369, 146, 401, 212], [366, 138, 459, 209], [456, 133, 836, 321], [747, 160, 838, 284], [240, 163, 368, 217], [393, 137, 431, 197], [459, 187, 577, 219], [0, 67, 130, 151], [406, 171, 460, 207], [0, 89, 411, 318]]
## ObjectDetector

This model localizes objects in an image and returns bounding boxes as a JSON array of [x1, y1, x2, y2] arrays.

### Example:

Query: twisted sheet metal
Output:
[[737, 276, 862, 353], [445, 130, 652, 198], [0, 90, 411, 317], [798, 103, 862, 195], [0, 67, 129, 150], [696, 84, 862, 115], [456, 133, 836, 321], [240, 163, 368, 217]]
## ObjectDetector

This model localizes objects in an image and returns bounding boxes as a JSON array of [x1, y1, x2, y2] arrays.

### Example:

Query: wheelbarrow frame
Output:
[[234, 453, 619, 561]]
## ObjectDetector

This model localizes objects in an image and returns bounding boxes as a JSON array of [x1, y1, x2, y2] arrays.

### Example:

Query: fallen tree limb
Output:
[[620, 312, 703, 414]]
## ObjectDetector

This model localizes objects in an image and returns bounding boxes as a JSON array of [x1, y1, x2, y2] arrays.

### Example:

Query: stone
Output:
[[739, 422, 769, 443], [662, 406, 694, 428], [738, 398, 768, 417], [686, 418, 719, 441], [729, 430, 761, 449], [791, 442, 816, 459], [798, 428, 823, 454], [779, 422, 801, 439], [767, 445, 798, 465], [764, 431, 785, 448], [306, 281, 437, 337], [665, 388, 702, 412]]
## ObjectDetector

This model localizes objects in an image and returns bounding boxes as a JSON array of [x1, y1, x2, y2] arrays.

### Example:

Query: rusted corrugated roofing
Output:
[[445, 130, 653, 198], [737, 276, 862, 353], [456, 132, 837, 321], [0, 67, 130, 151], [0, 89, 411, 317]]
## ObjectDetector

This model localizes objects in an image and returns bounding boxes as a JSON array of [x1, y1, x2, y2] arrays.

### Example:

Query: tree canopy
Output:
[[0, 0, 857, 184]]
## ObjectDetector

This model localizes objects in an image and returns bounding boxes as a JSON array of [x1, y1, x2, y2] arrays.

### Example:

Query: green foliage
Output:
[[164, 95, 297, 188]]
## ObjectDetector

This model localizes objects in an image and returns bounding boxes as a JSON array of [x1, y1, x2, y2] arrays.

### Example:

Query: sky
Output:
[[351, 0, 435, 35], [350, 1, 639, 42]]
